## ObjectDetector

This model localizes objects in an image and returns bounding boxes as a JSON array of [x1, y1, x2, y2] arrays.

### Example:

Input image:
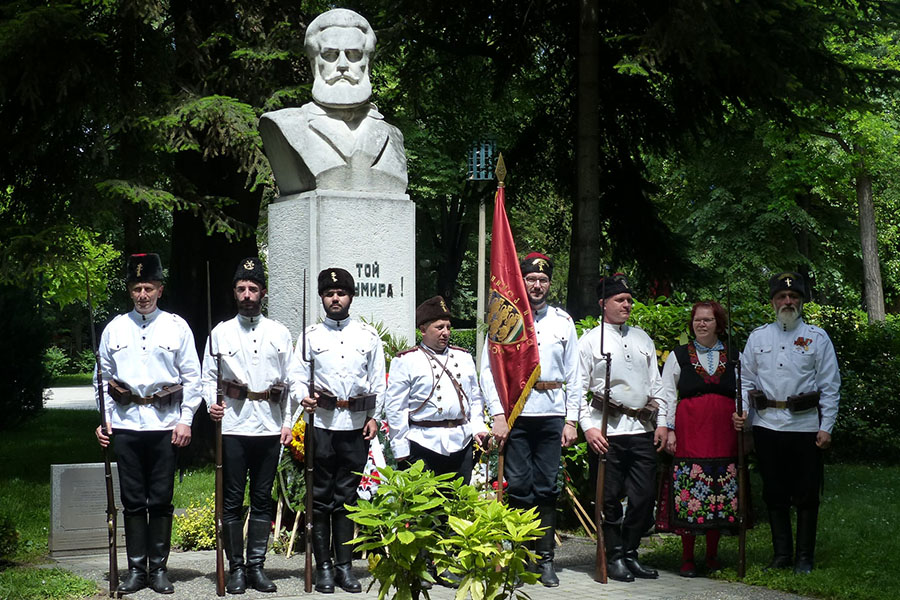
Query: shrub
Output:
[[43, 347, 69, 380], [174, 497, 216, 550], [450, 328, 477, 356], [71, 348, 97, 374]]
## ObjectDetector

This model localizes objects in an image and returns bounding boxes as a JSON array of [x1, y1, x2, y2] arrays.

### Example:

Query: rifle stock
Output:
[[302, 271, 315, 594], [208, 263, 226, 596], [594, 276, 609, 584], [727, 287, 748, 578], [86, 268, 119, 598]]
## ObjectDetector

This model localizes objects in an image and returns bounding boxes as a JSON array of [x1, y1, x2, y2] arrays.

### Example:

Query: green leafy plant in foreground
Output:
[[347, 462, 542, 600]]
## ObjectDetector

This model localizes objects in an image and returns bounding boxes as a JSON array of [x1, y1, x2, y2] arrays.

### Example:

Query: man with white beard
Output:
[[733, 272, 840, 574], [258, 8, 407, 194]]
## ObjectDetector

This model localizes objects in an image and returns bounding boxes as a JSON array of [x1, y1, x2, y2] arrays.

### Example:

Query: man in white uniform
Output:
[[386, 295, 489, 482], [578, 274, 668, 583], [203, 258, 294, 593], [296, 268, 385, 593], [95, 253, 202, 594], [733, 272, 840, 574], [482, 252, 581, 587]]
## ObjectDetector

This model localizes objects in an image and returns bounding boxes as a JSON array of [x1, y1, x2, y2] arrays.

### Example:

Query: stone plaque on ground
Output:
[[50, 463, 126, 557]]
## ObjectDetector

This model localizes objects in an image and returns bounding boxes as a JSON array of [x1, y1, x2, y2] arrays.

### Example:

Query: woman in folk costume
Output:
[[657, 300, 746, 577]]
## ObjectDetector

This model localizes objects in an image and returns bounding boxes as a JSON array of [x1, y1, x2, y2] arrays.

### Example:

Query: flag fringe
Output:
[[507, 365, 541, 429]]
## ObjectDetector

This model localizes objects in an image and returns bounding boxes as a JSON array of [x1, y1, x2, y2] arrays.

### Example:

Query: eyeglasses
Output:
[[524, 277, 550, 285], [692, 318, 716, 324]]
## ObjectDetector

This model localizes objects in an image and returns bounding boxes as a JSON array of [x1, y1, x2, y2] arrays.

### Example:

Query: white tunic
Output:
[[480, 304, 582, 420], [291, 316, 386, 431], [95, 308, 202, 431], [201, 314, 295, 435], [578, 322, 667, 436], [385, 344, 488, 458], [740, 319, 840, 434]]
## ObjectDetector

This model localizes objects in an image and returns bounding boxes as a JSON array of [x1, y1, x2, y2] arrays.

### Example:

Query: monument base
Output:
[[50, 463, 125, 557], [268, 190, 416, 345]]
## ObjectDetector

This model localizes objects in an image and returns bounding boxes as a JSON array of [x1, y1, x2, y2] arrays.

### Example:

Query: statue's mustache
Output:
[[325, 73, 361, 85]]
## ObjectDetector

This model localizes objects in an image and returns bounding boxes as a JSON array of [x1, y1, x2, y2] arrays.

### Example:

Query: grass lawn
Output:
[[48, 374, 94, 387], [643, 464, 900, 600], [0, 410, 215, 599]]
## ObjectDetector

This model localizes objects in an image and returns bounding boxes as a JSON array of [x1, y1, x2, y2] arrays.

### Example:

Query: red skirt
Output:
[[656, 393, 743, 534]]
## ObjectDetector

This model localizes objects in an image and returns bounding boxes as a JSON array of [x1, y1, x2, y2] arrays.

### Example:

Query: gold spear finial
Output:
[[495, 153, 507, 186]]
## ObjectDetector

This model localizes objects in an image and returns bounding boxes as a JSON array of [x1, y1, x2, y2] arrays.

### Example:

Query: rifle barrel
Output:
[[86, 267, 119, 597]]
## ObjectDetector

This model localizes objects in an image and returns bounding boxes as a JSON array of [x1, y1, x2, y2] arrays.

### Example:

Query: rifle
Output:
[[86, 267, 120, 598], [727, 287, 748, 578], [208, 263, 226, 597], [302, 270, 315, 593], [593, 275, 610, 584]]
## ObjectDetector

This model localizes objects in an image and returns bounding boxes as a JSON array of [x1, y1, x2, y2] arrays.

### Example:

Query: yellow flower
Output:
[[290, 418, 306, 462]]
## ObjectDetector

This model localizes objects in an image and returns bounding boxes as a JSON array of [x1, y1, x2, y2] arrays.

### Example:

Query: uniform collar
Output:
[[324, 316, 351, 330], [534, 304, 549, 318], [130, 308, 161, 324], [420, 342, 449, 356], [237, 313, 262, 328]]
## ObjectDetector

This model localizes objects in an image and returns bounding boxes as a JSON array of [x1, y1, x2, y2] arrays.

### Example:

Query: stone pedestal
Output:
[[268, 190, 416, 344], [50, 463, 125, 557]]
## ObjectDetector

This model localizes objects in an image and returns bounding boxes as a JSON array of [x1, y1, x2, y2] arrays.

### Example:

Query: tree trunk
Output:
[[568, 0, 601, 320], [856, 169, 885, 322]]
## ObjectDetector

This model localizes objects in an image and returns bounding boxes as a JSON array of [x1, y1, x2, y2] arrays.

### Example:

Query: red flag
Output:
[[486, 182, 541, 428]]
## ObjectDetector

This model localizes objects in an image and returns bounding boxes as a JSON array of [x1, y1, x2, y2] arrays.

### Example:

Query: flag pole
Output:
[[494, 154, 507, 503]]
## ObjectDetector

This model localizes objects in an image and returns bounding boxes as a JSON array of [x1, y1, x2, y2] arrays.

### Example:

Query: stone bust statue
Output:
[[259, 9, 408, 195]]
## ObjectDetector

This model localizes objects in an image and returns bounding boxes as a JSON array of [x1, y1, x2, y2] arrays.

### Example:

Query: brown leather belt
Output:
[[109, 380, 183, 407], [534, 381, 563, 391], [409, 418, 467, 428], [317, 392, 376, 412], [750, 390, 820, 412], [590, 397, 659, 426], [223, 381, 286, 402]]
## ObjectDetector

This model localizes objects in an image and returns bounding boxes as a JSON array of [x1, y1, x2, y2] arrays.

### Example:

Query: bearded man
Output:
[[733, 272, 840, 574]]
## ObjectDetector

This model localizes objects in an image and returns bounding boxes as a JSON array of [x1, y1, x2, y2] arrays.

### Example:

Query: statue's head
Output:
[[305, 9, 376, 109]]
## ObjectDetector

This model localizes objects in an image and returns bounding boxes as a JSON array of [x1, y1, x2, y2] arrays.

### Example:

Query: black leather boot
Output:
[[147, 515, 174, 594], [224, 521, 246, 594], [765, 509, 793, 570], [246, 519, 277, 592], [603, 522, 634, 583], [623, 525, 658, 579], [534, 505, 559, 587], [794, 507, 818, 574], [312, 512, 335, 593], [332, 512, 361, 593], [118, 515, 149, 594]]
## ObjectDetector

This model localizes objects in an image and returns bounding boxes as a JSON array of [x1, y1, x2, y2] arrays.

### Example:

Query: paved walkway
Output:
[[52, 535, 810, 600], [44, 386, 95, 410]]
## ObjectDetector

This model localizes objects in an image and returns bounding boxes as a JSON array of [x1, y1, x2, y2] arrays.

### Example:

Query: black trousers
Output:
[[753, 426, 822, 510], [588, 431, 656, 530], [409, 439, 474, 485], [311, 427, 368, 515], [113, 429, 177, 518], [222, 434, 281, 524], [504, 416, 565, 507]]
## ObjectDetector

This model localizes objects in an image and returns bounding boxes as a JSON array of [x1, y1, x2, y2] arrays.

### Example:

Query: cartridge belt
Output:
[[108, 380, 183, 408], [223, 380, 286, 402], [317, 391, 376, 412], [750, 390, 820, 412], [591, 397, 659, 426]]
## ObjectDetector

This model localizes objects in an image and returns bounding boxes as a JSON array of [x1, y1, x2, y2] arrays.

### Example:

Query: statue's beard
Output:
[[312, 73, 372, 108], [776, 304, 801, 329]]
